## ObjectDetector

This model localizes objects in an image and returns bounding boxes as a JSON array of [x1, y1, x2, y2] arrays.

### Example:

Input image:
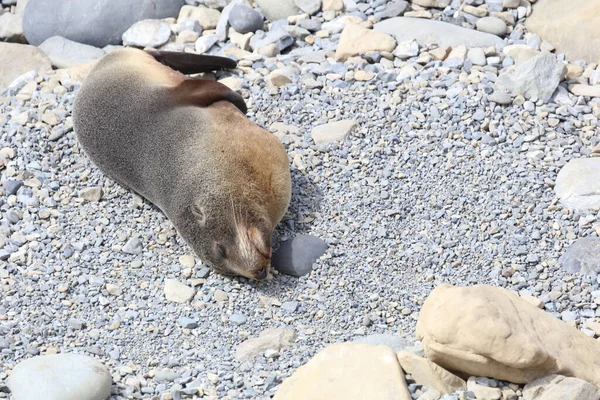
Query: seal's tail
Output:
[[145, 50, 238, 75]]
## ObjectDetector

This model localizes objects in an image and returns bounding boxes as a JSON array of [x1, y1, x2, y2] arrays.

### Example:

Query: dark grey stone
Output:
[[296, 19, 322, 32], [272, 234, 327, 277], [228, 5, 264, 34], [374, 0, 408, 20], [4, 180, 23, 196], [176, 317, 198, 329], [22, 0, 185, 47]]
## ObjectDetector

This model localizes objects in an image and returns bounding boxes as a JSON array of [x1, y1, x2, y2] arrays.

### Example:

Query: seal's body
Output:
[[73, 48, 291, 280]]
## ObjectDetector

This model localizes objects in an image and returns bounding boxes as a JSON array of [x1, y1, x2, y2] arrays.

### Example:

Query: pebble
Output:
[[310, 119, 357, 144], [79, 187, 103, 202], [122, 19, 172, 48], [122, 236, 143, 254], [164, 279, 195, 303], [228, 5, 263, 34], [476, 17, 507, 36], [229, 313, 247, 325]]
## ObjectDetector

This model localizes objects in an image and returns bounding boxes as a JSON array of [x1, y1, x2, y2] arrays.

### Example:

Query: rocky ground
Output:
[[1, 0, 600, 399]]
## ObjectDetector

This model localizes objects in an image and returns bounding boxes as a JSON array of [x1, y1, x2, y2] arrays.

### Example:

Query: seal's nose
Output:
[[256, 267, 267, 280]]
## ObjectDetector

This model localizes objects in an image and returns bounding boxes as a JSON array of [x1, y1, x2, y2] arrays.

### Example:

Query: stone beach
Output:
[[1, 0, 600, 399]]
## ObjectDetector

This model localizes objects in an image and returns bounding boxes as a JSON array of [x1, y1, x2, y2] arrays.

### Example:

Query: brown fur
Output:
[[72, 48, 291, 280]]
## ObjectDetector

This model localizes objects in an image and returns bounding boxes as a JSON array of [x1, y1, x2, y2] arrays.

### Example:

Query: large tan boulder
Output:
[[0, 43, 52, 90], [274, 343, 411, 400], [416, 284, 600, 387], [335, 23, 396, 62], [525, 0, 600, 63]]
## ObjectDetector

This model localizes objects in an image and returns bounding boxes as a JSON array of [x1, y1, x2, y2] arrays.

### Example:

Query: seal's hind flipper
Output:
[[170, 79, 248, 115], [145, 50, 238, 75]]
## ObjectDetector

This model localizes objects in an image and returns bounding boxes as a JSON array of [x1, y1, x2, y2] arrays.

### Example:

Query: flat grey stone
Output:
[[374, 17, 505, 50], [559, 237, 600, 277], [272, 234, 327, 277]]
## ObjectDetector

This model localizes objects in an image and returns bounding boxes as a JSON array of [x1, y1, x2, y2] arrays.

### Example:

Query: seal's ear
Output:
[[145, 50, 238, 74], [170, 79, 248, 115]]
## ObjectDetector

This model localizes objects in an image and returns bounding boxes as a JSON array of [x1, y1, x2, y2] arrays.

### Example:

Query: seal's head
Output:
[[179, 198, 273, 281]]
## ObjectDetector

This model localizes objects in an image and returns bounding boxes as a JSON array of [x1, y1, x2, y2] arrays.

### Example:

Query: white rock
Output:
[[0, 11, 24, 42], [164, 279, 195, 303], [568, 84, 600, 98], [497, 51, 566, 102], [476, 16, 507, 36], [254, 0, 300, 21], [555, 158, 600, 211], [394, 39, 419, 60], [122, 19, 172, 48], [79, 187, 103, 202], [467, 47, 486, 66], [295, 0, 321, 15], [8, 354, 112, 400], [311, 119, 357, 144], [195, 34, 219, 54]]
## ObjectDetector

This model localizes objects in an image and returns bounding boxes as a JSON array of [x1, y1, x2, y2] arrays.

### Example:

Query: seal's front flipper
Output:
[[169, 79, 248, 115], [145, 50, 238, 75]]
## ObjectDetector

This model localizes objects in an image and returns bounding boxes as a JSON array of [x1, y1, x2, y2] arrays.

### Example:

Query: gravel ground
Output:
[[2, 13, 600, 400]]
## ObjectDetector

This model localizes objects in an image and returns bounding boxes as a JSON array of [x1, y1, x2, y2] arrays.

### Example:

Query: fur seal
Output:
[[72, 48, 291, 280]]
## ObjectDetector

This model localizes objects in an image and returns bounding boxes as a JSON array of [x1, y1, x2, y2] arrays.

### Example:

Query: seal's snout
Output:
[[255, 266, 268, 280]]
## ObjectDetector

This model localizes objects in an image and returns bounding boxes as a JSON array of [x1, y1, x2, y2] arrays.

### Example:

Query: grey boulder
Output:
[[22, 0, 184, 47]]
